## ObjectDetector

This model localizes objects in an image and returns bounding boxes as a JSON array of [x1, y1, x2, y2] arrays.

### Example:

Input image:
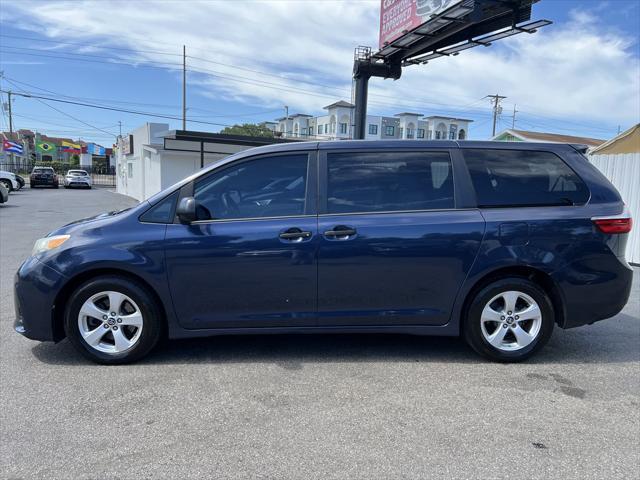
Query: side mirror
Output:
[[176, 196, 197, 223]]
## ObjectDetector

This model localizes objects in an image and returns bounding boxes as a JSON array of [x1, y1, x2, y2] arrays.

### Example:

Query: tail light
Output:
[[592, 208, 633, 234]]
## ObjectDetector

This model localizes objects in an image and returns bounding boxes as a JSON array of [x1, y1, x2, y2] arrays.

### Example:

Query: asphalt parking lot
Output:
[[1, 187, 638, 479]]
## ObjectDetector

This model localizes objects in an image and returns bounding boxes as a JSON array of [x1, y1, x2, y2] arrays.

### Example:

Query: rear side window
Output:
[[326, 151, 454, 214], [463, 149, 589, 207]]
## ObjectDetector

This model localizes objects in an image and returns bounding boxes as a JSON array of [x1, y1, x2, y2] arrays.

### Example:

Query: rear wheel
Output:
[[64, 276, 162, 364], [463, 278, 554, 362]]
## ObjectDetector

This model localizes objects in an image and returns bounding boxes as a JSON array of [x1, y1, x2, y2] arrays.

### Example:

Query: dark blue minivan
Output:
[[14, 141, 633, 364]]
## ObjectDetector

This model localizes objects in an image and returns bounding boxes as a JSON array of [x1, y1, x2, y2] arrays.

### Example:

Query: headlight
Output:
[[32, 235, 70, 256]]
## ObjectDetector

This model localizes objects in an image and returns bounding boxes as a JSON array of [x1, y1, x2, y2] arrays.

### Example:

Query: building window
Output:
[[417, 129, 425, 139], [458, 129, 466, 140], [449, 124, 458, 140], [368, 124, 378, 135], [427, 130, 433, 140], [302, 127, 308, 137], [127, 163, 133, 178], [406, 128, 414, 139], [399, 127, 404, 138], [435, 131, 442, 139], [339, 123, 348, 134], [385, 126, 395, 136]]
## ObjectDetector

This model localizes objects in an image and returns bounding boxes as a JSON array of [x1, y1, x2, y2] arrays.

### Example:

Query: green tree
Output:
[[220, 123, 274, 138]]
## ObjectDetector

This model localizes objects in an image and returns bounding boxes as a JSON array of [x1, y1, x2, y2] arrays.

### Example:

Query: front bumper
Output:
[[14, 257, 68, 342]]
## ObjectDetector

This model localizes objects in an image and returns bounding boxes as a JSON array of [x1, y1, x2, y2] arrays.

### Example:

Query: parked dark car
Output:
[[30, 166, 59, 188], [14, 141, 633, 364]]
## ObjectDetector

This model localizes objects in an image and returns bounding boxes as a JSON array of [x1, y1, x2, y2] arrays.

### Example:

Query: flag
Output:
[[36, 141, 57, 154], [2, 140, 23, 154], [61, 140, 82, 154], [62, 140, 81, 149]]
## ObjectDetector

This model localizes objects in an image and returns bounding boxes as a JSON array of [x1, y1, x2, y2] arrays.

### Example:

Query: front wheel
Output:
[[463, 278, 554, 362], [64, 276, 163, 364], [0, 179, 12, 192]]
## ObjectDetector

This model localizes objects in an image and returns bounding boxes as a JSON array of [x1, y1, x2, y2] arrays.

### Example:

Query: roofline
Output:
[[425, 116, 474, 122], [590, 123, 639, 153], [163, 130, 299, 146]]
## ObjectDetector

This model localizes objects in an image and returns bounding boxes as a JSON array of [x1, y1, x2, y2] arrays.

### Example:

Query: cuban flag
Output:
[[3, 139, 24, 154]]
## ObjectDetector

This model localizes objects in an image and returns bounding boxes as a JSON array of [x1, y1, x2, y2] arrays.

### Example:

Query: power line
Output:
[[0, 88, 234, 128], [1, 43, 491, 113]]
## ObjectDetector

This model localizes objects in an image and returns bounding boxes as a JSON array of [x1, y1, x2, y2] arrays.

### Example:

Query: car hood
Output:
[[53, 207, 135, 233]]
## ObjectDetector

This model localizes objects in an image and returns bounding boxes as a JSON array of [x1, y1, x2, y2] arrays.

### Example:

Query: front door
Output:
[[165, 152, 318, 330], [317, 149, 485, 326]]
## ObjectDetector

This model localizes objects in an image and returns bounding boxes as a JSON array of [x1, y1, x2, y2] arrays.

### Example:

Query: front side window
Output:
[[326, 151, 454, 214], [194, 154, 309, 220], [463, 149, 589, 208]]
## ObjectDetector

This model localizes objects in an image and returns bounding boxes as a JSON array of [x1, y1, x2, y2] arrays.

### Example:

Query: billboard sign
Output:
[[379, 0, 464, 49]]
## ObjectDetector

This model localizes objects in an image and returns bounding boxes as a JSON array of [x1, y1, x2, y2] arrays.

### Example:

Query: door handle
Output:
[[279, 228, 312, 240], [324, 226, 357, 238]]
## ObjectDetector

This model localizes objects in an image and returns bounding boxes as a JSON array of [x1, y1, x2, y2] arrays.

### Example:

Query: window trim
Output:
[[459, 148, 591, 209], [172, 150, 318, 224], [318, 148, 457, 216]]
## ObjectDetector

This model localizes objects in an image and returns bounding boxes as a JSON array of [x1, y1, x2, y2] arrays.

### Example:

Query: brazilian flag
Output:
[[36, 141, 57, 154]]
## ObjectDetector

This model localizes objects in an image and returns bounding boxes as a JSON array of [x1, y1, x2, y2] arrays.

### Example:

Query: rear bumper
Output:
[[14, 257, 67, 342], [553, 255, 634, 329]]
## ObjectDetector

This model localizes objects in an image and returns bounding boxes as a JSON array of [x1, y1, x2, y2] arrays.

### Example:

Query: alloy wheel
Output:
[[77, 291, 144, 354], [480, 290, 542, 352]]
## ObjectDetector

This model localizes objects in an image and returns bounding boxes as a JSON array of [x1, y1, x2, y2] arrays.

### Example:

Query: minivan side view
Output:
[[14, 141, 633, 364]]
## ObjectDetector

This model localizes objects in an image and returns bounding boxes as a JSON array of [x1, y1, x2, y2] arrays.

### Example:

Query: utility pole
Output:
[[512, 104, 518, 129], [486, 93, 507, 137], [182, 45, 186, 131], [7, 90, 14, 164], [118, 120, 122, 137]]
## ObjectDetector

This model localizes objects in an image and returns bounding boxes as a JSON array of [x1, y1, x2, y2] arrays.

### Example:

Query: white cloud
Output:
[[2, 0, 638, 133]]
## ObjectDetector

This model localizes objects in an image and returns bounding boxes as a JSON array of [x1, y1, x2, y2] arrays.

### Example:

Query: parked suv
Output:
[[30, 166, 59, 188], [14, 141, 633, 364]]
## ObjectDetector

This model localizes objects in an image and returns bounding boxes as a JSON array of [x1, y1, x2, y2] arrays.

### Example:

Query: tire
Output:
[[64, 275, 163, 364], [463, 277, 554, 362], [0, 179, 12, 192]]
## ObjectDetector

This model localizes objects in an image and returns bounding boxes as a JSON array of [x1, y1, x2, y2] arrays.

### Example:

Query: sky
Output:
[[0, 0, 639, 146]]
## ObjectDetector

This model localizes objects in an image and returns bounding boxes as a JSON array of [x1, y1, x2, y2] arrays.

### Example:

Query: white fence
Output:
[[589, 152, 640, 264]]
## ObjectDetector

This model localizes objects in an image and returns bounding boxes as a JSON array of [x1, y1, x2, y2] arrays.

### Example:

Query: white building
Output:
[[274, 101, 472, 141], [115, 123, 292, 201]]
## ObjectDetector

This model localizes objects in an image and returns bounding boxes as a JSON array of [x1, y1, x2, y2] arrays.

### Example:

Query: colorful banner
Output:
[[2, 139, 23, 154], [36, 141, 57, 154], [87, 143, 106, 155], [62, 140, 82, 150], [379, 0, 463, 48]]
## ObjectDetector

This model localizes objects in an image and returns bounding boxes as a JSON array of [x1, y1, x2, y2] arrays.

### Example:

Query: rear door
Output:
[[316, 148, 485, 327]]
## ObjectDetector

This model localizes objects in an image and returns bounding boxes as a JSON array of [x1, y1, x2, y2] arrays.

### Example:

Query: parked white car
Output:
[[63, 170, 92, 189], [0, 170, 19, 192]]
